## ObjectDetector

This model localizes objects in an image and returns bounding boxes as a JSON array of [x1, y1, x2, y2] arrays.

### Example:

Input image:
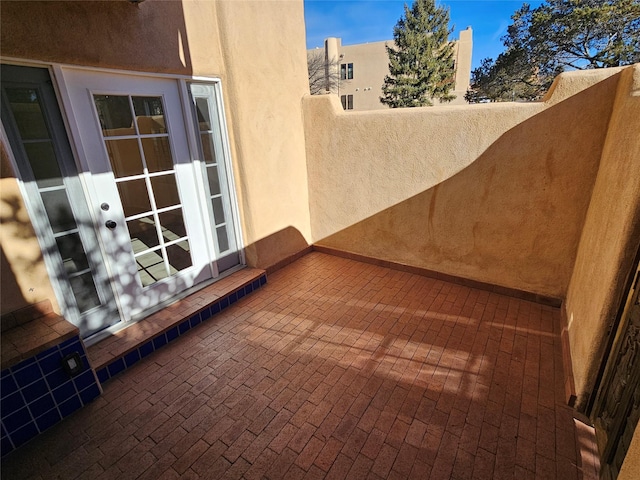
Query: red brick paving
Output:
[[1, 252, 598, 479]]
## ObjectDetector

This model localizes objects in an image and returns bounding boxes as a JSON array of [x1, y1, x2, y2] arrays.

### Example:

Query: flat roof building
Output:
[[310, 27, 472, 110]]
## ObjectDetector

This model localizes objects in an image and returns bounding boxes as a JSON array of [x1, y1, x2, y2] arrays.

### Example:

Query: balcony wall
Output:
[[304, 68, 628, 301]]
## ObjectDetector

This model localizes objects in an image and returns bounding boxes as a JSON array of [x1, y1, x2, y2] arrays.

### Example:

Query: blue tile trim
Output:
[[0, 274, 270, 457], [1, 334, 100, 457]]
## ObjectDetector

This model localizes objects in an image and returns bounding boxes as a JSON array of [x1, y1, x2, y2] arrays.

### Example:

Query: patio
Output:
[[1, 251, 600, 479]]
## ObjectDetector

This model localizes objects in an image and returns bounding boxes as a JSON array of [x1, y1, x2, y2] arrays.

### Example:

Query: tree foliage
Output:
[[307, 50, 339, 95], [381, 0, 456, 108], [466, 0, 640, 103]]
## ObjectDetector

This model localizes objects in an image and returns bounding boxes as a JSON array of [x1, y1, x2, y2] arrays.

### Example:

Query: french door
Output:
[[1, 64, 242, 338], [59, 67, 239, 322]]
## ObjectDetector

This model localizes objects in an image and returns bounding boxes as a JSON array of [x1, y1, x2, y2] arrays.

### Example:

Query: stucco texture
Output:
[[564, 65, 640, 408], [0, 148, 59, 315], [305, 68, 622, 299], [0, 0, 312, 274]]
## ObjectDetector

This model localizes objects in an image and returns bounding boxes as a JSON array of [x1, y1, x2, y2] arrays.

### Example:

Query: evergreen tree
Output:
[[381, 0, 456, 108]]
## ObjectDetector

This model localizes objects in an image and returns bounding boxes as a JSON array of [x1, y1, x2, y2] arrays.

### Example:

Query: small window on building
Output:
[[340, 95, 354, 110], [340, 63, 354, 80]]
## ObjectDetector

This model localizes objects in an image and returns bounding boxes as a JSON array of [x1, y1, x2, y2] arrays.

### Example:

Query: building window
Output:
[[340, 63, 353, 80], [340, 94, 353, 110]]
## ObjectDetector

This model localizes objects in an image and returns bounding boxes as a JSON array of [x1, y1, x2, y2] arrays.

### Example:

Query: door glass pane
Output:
[[216, 226, 230, 253], [133, 96, 166, 134], [94, 95, 134, 136], [23, 142, 63, 188], [211, 197, 225, 225], [159, 209, 186, 241], [167, 241, 192, 273], [117, 179, 151, 217], [141, 137, 173, 172], [56, 233, 90, 274], [69, 272, 101, 313], [5, 88, 49, 140], [206, 165, 221, 195], [41, 189, 77, 233], [127, 215, 160, 253], [106, 138, 143, 177], [150, 175, 180, 209], [201, 133, 216, 164], [195, 98, 211, 130], [136, 250, 168, 286]]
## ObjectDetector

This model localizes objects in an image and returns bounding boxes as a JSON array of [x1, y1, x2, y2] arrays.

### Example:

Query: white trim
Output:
[[2, 56, 223, 83], [210, 81, 245, 264]]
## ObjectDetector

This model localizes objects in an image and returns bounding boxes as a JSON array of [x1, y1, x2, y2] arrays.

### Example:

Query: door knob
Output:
[[105, 220, 117, 229]]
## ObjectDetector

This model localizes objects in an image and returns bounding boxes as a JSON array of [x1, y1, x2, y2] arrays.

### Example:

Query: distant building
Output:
[[310, 27, 472, 110]]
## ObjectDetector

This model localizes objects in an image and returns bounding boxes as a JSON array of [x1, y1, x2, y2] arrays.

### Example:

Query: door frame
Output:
[[1, 57, 246, 342]]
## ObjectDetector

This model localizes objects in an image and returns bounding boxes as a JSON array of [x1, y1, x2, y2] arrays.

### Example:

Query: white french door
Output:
[[2, 64, 242, 338], [59, 69, 216, 321]]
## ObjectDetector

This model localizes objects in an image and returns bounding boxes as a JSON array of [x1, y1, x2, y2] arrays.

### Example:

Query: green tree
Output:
[[381, 0, 456, 108], [467, 0, 640, 103]]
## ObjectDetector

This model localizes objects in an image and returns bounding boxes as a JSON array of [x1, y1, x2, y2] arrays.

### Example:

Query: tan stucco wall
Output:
[[0, 146, 60, 315], [304, 68, 623, 298], [213, 1, 312, 268], [0, 0, 312, 271], [563, 64, 640, 409]]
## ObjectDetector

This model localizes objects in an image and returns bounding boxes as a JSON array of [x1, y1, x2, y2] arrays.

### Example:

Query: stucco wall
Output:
[[214, 1, 312, 268], [0, 0, 312, 273], [563, 64, 640, 409], [0, 146, 59, 316], [304, 68, 622, 298]]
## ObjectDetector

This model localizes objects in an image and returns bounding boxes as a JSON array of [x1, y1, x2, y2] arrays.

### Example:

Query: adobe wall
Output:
[[304, 68, 623, 299], [0, 146, 59, 316], [563, 64, 640, 409], [0, 0, 312, 273]]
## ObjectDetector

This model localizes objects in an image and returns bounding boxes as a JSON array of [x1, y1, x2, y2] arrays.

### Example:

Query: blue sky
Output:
[[304, 0, 544, 70]]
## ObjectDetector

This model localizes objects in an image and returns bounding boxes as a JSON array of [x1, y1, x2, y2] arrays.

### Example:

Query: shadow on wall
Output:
[[0, 0, 192, 75], [316, 73, 622, 300], [0, 185, 50, 317], [244, 226, 310, 273], [0, 247, 28, 326]]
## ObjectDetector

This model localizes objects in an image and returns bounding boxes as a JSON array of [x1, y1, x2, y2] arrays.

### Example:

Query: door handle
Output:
[[105, 220, 117, 229]]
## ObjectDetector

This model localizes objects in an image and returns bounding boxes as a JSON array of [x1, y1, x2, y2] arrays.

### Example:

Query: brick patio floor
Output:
[[2, 252, 599, 479]]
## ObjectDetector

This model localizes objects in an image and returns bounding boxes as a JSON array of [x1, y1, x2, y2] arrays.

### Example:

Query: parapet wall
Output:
[[303, 67, 625, 300]]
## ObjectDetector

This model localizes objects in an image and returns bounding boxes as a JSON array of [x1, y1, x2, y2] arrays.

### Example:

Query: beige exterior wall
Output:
[[0, 145, 60, 316], [312, 27, 472, 110], [563, 64, 640, 409], [0, 0, 312, 288], [304, 68, 624, 299]]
